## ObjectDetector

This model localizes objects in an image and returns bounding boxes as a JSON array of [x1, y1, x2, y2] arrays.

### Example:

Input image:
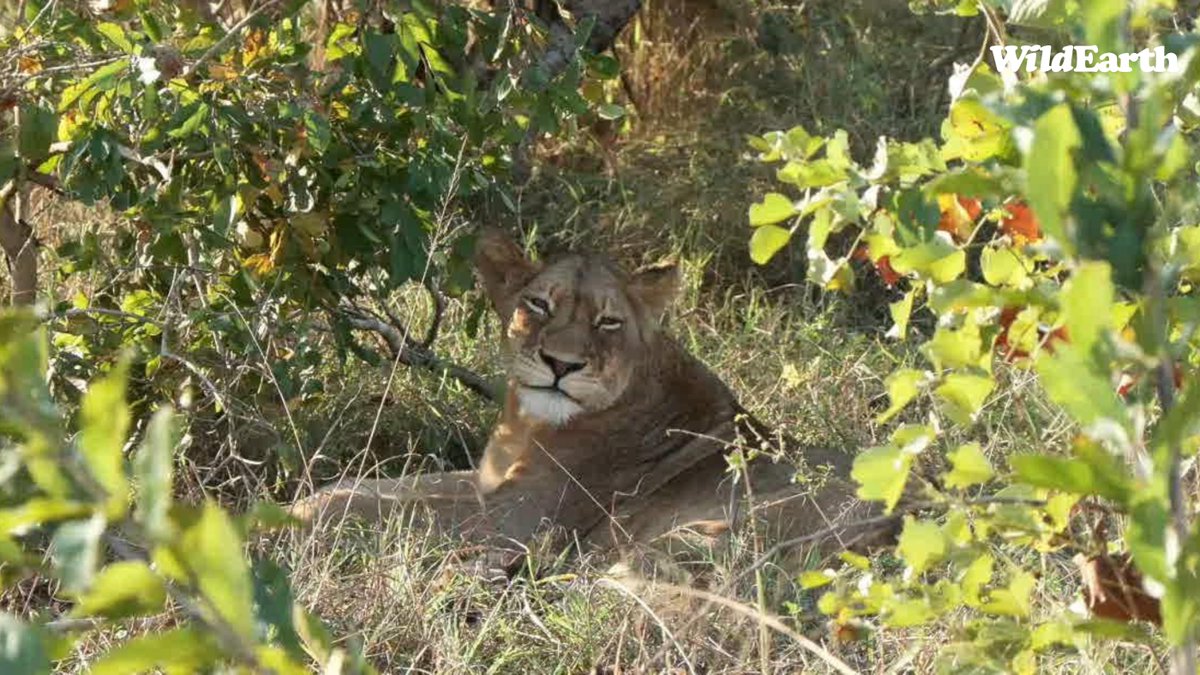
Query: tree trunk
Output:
[[0, 197, 37, 306]]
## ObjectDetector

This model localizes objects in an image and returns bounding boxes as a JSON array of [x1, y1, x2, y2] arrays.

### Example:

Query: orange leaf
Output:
[[937, 194, 975, 242], [1001, 202, 1042, 243], [876, 255, 901, 286], [958, 196, 982, 220]]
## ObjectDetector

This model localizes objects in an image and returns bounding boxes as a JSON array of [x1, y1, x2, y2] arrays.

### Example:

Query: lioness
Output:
[[291, 229, 892, 562]]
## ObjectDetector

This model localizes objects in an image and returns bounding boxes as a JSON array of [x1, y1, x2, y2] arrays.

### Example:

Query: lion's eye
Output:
[[596, 316, 624, 331], [524, 296, 551, 316]]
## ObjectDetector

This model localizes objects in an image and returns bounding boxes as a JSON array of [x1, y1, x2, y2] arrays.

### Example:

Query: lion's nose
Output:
[[540, 351, 585, 379]]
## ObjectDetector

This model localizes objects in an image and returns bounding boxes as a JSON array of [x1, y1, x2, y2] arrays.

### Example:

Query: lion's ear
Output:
[[630, 261, 681, 319], [474, 227, 539, 318]]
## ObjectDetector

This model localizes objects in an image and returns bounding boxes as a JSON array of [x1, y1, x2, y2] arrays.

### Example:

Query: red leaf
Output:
[[1001, 202, 1042, 243]]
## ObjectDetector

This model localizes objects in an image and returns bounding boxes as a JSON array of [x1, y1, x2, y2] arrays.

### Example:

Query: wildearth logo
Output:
[[990, 45, 1181, 74]]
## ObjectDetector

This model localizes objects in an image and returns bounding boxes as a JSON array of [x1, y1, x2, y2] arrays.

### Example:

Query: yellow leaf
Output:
[[206, 64, 238, 81]]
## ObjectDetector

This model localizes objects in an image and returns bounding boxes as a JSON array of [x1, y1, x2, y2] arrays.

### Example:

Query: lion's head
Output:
[[474, 229, 680, 426]]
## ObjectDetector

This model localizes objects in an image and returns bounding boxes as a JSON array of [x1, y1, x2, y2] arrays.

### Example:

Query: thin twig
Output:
[[182, 0, 284, 79]]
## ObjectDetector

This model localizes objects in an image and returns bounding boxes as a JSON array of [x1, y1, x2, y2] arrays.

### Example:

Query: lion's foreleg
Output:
[[289, 471, 490, 537]]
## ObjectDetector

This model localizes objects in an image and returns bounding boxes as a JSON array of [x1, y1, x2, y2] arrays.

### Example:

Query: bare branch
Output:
[[339, 306, 499, 402]]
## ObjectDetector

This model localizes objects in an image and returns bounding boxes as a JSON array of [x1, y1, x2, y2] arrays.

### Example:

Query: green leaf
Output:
[[936, 373, 995, 425], [852, 426, 930, 512], [167, 102, 210, 139], [1010, 448, 1130, 505], [839, 551, 871, 570], [0, 614, 49, 675], [79, 361, 131, 517], [886, 290, 916, 340], [961, 553, 994, 606], [981, 569, 1036, 617], [875, 368, 928, 424], [134, 408, 175, 541], [883, 595, 935, 627], [945, 443, 993, 489], [596, 103, 625, 120], [57, 60, 130, 112], [0, 499, 92, 535], [72, 561, 166, 620], [1025, 104, 1081, 248], [252, 559, 305, 658], [776, 160, 846, 188], [212, 193, 242, 237], [1011, 454, 1096, 493], [748, 193, 797, 227], [897, 517, 946, 574], [89, 627, 217, 675], [1036, 347, 1129, 430], [980, 246, 1027, 287], [95, 22, 134, 53], [1082, 0, 1124, 52], [176, 502, 254, 635], [1061, 262, 1112, 355], [924, 322, 986, 371], [1126, 497, 1170, 584], [239, 501, 299, 534], [889, 238, 966, 283], [50, 515, 106, 594], [852, 445, 914, 512], [941, 97, 1013, 162], [304, 109, 332, 154], [749, 225, 791, 265], [17, 104, 57, 161], [1030, 620, 1076, 651]]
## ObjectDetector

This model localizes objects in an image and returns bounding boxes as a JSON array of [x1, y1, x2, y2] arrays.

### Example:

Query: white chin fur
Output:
[[517, 387, 584, 426]]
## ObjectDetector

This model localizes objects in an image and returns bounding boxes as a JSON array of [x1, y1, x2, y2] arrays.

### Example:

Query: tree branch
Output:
[[339, 306, 499, 402]]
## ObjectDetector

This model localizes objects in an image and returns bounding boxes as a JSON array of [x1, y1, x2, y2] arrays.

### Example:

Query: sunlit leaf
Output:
[[886, 290, 916, 340], [852, 446, 914, 512], [936, 373, 995, 425], [90, 627, 217, 675], [945, 443, 993, 489], [961, 553, 994, 606], [72, 561, 166, 620], [980, 246, 1027, 287], [876, 368, 928, 424], [883, 595, 935, 627], [981, 569, 1036, 617], [749, 224, 792, 264], [897, 517, 946, 574], [79, 361, 130, 518], [176, 502, 254, 635], [95, 22, 134, 53], [1025, 104, 1081, 248], [800, 570, 836, 589], [748, 193, 797, 226], [941, 97, 1013, 162], [134, 408, 175, 541], [1061, 262, 1112, 355]]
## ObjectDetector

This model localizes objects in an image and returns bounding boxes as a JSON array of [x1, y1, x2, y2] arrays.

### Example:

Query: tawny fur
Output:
[[290, 229, 893, 560]]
